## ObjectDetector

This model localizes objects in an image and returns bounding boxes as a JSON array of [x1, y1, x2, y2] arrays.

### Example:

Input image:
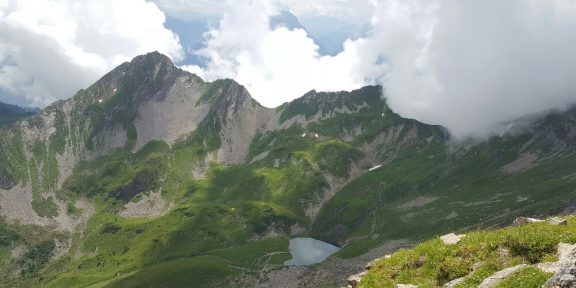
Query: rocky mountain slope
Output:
[[1, 52, 576, 287]]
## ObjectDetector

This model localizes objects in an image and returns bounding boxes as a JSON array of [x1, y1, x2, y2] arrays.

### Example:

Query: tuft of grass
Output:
[[19, 240, 56, 275], [31, 196, 59, 218]]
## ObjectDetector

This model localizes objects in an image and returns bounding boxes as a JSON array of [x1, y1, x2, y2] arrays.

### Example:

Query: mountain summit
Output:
[[2, 52, 576, 287]]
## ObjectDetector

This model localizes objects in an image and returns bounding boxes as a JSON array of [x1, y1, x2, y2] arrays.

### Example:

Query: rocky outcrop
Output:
[[443, 277, 466, 288], [512, 216, 568, 226], [537, 262, 561, 274], [346, 271, 367, 287], [513, 216, 544, 226], [479, 264, 528, 288], [549, 217, 568, 226], [440, 233, 464, 245], [545, 243, 576, 287]]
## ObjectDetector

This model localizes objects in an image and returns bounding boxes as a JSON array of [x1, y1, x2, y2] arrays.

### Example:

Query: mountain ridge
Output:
[[2, 52, 576, 288], [0, 101, 37, 128]]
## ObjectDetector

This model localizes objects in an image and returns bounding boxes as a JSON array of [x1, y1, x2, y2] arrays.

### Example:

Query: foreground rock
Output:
[[545, 243, 576, 287], [558, 243, 576, 259], [440, 233, 464, 245], [346, 271, 367, 288], [443, 277, 466, 288], [537, 262, 561, 274], [512, 217, 544, 226], [478, 264, 528, 288], [549, 217, 568, 226]]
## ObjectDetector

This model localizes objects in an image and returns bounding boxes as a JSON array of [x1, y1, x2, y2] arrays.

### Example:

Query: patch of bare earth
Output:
[[0, 185, 50, 227], [501, 152, 538, 174], [397, 196, 439, 210], [0, 185, 93, 231], [119, 190, 170, 218], [444, 211, 459, 220]]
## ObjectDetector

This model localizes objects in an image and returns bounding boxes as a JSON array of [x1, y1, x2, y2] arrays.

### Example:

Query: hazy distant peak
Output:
[[269, 10, 306, 31]]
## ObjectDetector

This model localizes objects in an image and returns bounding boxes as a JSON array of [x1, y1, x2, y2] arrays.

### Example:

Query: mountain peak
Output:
[[130, 51, 174, 66], [270, 10, 306, 31]]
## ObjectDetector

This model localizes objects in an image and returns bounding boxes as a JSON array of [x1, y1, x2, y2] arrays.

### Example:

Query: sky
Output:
[[151, 0, 374, 23], [1, 0, 576, 139]]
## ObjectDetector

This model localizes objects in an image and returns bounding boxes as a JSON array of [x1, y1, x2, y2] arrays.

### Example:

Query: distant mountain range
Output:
[[0, 101, 38, 127], [2, 52, 576, 287]]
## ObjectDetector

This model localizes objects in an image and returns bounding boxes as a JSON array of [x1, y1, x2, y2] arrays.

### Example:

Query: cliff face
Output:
[[2, 52, 576, 287]]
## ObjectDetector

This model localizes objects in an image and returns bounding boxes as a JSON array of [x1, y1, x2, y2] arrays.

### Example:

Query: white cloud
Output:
[[151, 0, 225, 21], [4, 0, 576, 139], [374, 0, 576, 139], [186, 0, 576, 139], [152, 0, 373, 24], [0, 0, 183, 107], [277, 0, 373, 23], [182, 0, 374, 107]]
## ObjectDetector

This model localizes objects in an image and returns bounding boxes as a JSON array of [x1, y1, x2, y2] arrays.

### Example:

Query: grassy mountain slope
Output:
[[1, 52, 576, 287], [359, 216, 576, 288], [312, 121, 576, 258]]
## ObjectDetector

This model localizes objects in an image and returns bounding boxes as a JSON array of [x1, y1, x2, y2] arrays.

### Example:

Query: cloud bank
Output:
[[3, 0, 576, 139], [187, 0, 576, 139], [0, 0, 182, 107], [182, 0, 376, 108], [377, 0, 576, 138], [153, 0, 373, 24]]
